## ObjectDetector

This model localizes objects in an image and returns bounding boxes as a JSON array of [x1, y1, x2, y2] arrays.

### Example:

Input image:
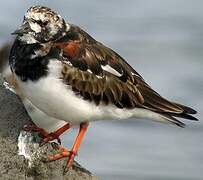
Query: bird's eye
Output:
[[43, 20, 48, 26], [35, 20, 48, 26]]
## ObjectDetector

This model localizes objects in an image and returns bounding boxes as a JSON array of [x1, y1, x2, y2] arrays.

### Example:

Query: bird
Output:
[[9, 5, 198, 171]]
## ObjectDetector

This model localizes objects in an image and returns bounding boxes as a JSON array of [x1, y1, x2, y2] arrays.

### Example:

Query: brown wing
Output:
[[54, 25, 197, 126], [55, 40, 145, 108]]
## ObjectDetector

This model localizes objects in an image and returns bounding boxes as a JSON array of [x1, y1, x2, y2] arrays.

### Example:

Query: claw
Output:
[[43, 132, 61, 144], [47, 143, 70, 162]]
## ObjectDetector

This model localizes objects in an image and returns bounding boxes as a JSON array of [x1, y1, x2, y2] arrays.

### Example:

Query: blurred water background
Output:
[[0, 1, 203, 179]]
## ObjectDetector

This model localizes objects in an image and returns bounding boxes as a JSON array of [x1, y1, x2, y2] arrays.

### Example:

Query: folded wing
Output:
[[54, 25, 198, 127]]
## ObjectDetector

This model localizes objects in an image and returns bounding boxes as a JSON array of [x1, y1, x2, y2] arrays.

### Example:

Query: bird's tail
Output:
[[159, 103, 198, 127]]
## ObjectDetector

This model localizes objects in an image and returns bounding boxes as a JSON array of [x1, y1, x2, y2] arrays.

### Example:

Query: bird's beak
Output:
[[11, 22, 31, 35]]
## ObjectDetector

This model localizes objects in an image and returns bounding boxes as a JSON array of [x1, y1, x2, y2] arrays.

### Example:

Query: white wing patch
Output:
[[101, 64, 122, 77]]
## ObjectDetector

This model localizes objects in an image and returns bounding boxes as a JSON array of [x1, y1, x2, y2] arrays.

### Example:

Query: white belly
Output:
[[22, 98, 67, 133], [16, 60, 101, 125], [16, 60, 167, 126]]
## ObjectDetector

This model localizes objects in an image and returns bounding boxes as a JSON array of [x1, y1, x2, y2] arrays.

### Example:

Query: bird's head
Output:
[[12, 6, 69, 44]]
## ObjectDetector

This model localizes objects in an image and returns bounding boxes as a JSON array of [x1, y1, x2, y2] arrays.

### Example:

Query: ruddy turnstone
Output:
[[9, 6, 198, 171]]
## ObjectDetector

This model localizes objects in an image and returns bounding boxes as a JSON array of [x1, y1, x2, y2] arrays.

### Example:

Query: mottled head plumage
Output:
[[13, 6, 69, 43]]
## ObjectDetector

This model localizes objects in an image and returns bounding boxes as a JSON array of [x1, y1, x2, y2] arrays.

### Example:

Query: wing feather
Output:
[[54, 25, 197, 125]]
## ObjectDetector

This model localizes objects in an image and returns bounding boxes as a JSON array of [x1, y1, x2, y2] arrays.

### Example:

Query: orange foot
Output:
[[48, 142, 70, 161], [26, 122, 89, 173], [23, 123, 71, 145], [45, 122, 89, 173]]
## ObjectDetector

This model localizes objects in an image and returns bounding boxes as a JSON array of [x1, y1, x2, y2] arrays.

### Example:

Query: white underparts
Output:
[[16, 60, 99, 124], [16, 60, 173, 126], [22, 98, 67, 133]]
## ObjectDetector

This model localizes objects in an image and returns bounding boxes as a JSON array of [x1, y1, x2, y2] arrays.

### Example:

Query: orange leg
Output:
[[65, 122, 89, 171], [43, 123, 71, 144]]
